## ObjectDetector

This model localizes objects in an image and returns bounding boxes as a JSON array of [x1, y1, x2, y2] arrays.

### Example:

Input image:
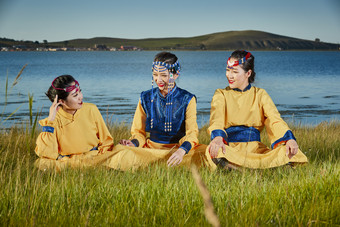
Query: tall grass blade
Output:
[[31, 107, 42, 139], [5, 70, 9, 104], [0, 104, 23, 126], [0, 73, 9, 123], [28, 93, 33, 126]]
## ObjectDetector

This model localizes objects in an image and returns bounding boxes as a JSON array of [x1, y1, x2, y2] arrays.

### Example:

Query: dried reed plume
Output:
[[191, 164, 221, 227], [11, 64, 27, 87]]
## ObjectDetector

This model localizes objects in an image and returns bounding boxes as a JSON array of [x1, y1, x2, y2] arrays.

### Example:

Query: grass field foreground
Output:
[[0, 121, 339, 226]]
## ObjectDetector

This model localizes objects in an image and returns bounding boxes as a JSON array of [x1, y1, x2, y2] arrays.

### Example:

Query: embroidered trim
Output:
[[211, 129, 228, 144], [271, 130, 296, 149], [42, 126, 54, 133], [233, 84, 252, 92], [179, 141, 192, 154]]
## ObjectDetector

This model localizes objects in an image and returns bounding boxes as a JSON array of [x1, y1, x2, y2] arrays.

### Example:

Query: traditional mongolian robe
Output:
[[106, 86, 206, 171], [35, 103, 115, 171], [206, 84, 308, 170]]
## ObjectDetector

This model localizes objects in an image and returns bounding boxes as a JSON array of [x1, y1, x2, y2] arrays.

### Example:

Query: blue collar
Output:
[[233, 83, 251, 92]]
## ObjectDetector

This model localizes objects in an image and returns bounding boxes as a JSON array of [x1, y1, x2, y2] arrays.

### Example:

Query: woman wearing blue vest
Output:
[[108, 52, 206, 170]]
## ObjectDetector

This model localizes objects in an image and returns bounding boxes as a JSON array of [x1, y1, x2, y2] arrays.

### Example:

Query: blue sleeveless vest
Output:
[[140, 86, 195, 144]]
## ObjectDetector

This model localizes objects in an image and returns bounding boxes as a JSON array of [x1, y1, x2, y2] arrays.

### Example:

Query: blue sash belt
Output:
[[56, 146, 98, 160], [150, 131, 180, 144], [150, 132, 192, 154], [226, 126, 261, 143]]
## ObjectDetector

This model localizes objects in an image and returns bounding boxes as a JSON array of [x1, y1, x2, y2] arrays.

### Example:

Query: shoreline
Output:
[[1, 107, 340, 129], [2, 49, 340, 52], [1, 118, 340, 131]]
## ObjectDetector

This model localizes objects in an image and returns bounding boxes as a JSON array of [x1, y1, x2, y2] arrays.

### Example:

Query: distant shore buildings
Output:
[[0, 44, 142, 52], [1, 43, 338, 51]]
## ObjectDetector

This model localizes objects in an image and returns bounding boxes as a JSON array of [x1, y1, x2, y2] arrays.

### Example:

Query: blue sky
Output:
[[0, 0, 339, 43]]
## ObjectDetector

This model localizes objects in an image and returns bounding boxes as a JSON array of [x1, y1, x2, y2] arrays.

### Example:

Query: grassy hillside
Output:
[[0, 38, 41, 48], [2, 30, 338, 51], [49, 30, 339, 50]]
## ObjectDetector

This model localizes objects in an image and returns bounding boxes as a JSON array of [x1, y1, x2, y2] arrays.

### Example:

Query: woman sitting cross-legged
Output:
[[35, 75, 115, 171], [206, 50, 308, 170], [107, 52, 207, 171]]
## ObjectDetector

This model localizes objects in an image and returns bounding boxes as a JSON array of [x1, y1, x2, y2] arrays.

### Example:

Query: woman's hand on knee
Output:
[[209, 136, 226, 158], [167, 148, 186, 167], [286, 139, 298, 159], [119, 139, 135, 147]]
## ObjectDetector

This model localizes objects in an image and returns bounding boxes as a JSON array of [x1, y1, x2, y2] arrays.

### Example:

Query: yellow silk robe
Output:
[[106, 97, 207, 171], [206, 86, 308, 170], [35, 103, 115, 171]]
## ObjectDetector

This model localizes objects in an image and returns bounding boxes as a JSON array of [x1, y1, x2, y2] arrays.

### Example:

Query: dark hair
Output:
[[154, 52, 178, 74], [45, 75, 76, 102], [230, 50, 256, 83]]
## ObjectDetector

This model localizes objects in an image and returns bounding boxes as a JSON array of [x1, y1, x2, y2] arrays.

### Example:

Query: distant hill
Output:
[[51, 30, 339, 50], [1, 30, 339, 51], [0, 38, 41, 48]]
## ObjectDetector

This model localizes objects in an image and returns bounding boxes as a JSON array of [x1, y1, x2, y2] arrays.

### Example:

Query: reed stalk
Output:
[[0, 65, 27, 126]]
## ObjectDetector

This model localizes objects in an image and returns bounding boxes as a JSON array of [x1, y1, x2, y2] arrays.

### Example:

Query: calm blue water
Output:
[[1, 51, 340, 128]]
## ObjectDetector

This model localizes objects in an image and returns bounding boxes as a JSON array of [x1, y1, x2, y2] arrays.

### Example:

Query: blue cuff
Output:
[[90, 146, 98, 151], [42, 126, 54, 133], [211, 129, 228, 143], [179, 141, 192, 154], [271, 130, 296, 149], [56, 154, 71, 160], [131, 139, 139, 147]]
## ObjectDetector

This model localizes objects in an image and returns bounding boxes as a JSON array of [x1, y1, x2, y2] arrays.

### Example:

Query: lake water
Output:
[[0, 51, 339, 128]]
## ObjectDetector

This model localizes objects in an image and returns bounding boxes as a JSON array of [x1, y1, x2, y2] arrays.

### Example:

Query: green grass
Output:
[[0, 121, 339, 226]]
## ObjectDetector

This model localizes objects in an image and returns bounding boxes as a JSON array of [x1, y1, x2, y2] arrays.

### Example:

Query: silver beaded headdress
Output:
[[151, 60, 181, 131]]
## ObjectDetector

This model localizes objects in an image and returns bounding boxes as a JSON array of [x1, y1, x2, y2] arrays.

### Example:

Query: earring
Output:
[[168, 73, 175, 92]]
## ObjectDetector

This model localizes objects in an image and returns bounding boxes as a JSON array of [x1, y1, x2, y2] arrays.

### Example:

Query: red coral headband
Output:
[[227, 51, 252, 69], [52, 78, 79, 92]]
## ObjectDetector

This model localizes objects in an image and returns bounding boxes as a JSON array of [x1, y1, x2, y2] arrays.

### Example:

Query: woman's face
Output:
[[226, 58, 251, 90], [61, 82, 83, 114], [152, 64, 178, 96]]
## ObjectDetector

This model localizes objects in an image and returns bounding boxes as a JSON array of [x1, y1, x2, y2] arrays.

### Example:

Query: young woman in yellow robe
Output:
[[206, 50, 308, 170], [107, 52, 206, 171], [35, 75, 115, 171]]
